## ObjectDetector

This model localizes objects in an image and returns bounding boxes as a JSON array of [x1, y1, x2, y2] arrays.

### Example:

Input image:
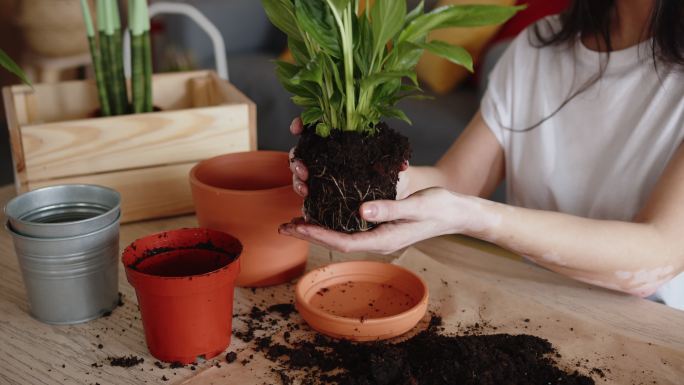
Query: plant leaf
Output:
[[295, 0, 341, 57], [292, 95, 319, 107], [354, 11, 373, 75], [387, 41, 424, 71], [361, 71, 416, 89], [288, 38, 310, 65], [326, 0, 351, 13], [292, 54, 324, 85], [370, 0, 406, 58], [0, 48, 31, 86], [301, 106, 323, 125], [405, 0, 425, 26], [399, 4, 523, 43], [315, 121, 331, 137], [261, 0, 303, 40], [275, 60, 318, 97], [378, 106, 412, 124], [415, 41, 473, 72]]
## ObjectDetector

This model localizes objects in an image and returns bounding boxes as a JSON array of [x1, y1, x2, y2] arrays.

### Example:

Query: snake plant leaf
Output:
[[0, 48, 31, 86], [415, 40, 473, 72]]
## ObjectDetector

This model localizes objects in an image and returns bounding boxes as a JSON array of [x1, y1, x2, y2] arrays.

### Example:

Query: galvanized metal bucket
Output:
[[4, 185, 121, 325], [5, 184, 121, 238]]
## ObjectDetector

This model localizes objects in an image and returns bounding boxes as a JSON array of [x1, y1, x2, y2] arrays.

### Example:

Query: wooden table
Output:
[[1, 185, 682, 385]]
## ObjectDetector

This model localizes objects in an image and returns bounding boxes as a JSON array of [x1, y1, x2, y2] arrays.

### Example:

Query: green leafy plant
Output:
[[79, 0, 153, 116], [0, 48, 31, 86], [262, 0, 521, 137]]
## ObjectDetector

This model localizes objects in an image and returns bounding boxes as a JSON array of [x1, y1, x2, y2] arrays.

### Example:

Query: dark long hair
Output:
[[535, 0, 683, 66], [508, 0, 684, 132]]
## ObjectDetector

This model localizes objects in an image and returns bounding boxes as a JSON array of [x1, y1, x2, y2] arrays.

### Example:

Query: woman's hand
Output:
[[279, 187, 482, 254], [288, 117, 411, 199]]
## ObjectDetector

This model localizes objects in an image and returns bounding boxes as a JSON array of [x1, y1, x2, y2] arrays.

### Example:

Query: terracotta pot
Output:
[[296, 261, 429, 341], [189, 151, 308, 287], [122, 228, 241, 364]]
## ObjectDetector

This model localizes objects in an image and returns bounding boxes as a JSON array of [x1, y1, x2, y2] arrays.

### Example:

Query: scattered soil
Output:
[[230, 305, 598, 385], [108, 356, 144, 368], [129, 241, 238, 277], [295, 123, 411, 233]]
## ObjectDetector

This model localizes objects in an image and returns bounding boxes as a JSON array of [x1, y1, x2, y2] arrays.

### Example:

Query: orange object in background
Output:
[[122, 228, 242, 364], [190, 151, 308, 287]]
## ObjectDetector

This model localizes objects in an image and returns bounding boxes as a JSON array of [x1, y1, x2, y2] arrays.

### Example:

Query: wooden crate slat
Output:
[[22, 104, 251, 181], [27, 162, 198, 223]]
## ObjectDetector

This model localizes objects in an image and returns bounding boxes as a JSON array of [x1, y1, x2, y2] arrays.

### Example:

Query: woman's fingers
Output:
[[359, 198, 420, 222], [290, 117, 304, 135], [292, 173, 308, 197]]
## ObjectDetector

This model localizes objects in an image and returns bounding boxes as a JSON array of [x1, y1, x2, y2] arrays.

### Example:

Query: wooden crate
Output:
[[2, 70, 256, 223]]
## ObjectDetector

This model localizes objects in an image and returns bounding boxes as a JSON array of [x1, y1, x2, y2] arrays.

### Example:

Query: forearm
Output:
[[454, 195, 682, 297]]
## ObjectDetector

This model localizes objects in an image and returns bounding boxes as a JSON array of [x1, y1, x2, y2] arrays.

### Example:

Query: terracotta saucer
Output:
[[295, 261, 429, 341]]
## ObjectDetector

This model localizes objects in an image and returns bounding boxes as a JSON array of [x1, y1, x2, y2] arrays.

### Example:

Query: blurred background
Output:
[[0, 0, 568, 198]]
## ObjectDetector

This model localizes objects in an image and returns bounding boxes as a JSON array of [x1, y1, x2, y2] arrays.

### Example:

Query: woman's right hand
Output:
[[288, 117, 309, 197]]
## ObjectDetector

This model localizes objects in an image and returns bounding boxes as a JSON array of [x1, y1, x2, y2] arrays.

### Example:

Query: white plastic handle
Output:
[[123, 2, 229, 80]]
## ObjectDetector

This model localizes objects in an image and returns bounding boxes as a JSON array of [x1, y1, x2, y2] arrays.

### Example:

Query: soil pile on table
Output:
[[295, 123, 411, 233], [234, 305, 595, 385]]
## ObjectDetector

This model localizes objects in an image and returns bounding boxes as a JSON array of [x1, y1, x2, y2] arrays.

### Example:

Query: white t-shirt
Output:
[[480, 17, 684, 310]]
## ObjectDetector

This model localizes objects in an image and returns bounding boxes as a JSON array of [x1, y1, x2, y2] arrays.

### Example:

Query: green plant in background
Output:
[[0, 48, 32, 87], [262, 0, 521, 137], [129, 0, 153, 113], [79, 0, 153, 116]]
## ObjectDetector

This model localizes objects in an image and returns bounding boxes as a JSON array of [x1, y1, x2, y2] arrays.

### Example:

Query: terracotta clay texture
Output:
[[190, 151, 308, 287], [122, 228, 241, 364], [296, 261, 428, 341]]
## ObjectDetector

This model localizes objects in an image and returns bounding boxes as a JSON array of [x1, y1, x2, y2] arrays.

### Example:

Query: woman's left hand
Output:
[[279, 187, 475, 254]]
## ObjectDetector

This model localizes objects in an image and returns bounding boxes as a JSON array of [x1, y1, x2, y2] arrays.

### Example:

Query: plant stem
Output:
[[99, 30, 118, 114], [131, 34, 145, 113], [107, 32, 126, 114], [341, 6, 356, 131], [88, 37, 111, 116], [80, 0, 110, 116], [142, 31, 153, 112]]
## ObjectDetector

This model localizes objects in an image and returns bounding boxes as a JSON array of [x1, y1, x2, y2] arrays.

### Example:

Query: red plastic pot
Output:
[[122, 228, 241, 364]]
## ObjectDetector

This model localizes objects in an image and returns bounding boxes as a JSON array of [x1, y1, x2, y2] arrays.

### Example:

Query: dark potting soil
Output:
[[294, 123, 411, 233], [108, 355, 144, 368], [129, 241, 238, 277], [231, 305, 596, 385]]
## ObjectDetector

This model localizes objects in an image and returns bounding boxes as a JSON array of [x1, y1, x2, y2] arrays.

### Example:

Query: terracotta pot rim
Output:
[[122, 228, 242, 282], [190, 151, 293, 196], [295, 261, 429, 326]]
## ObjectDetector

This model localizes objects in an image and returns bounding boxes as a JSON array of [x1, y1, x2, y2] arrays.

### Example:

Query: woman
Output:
[[279, 0, 684, 310]]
